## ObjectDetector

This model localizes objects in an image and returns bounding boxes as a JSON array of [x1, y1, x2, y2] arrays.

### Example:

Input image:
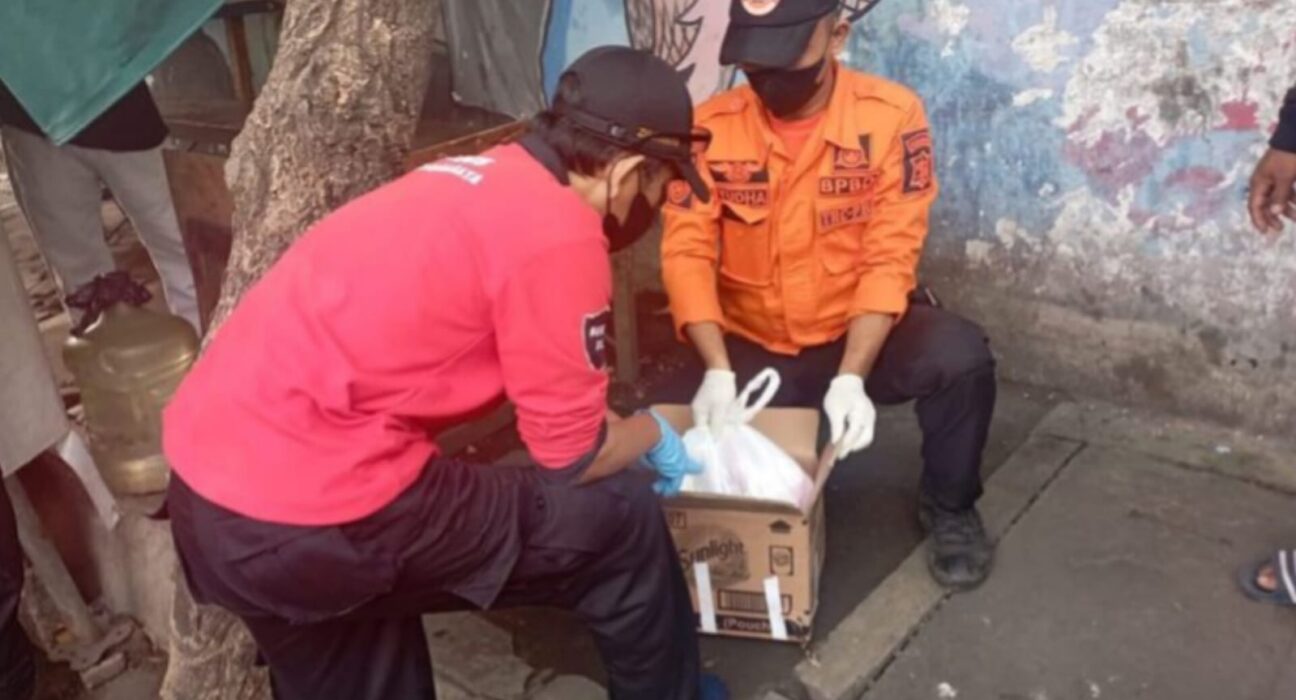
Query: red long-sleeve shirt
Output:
[[164, 144, 612, 525]]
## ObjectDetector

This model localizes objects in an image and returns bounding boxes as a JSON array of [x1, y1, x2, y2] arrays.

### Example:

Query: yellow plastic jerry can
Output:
[[63, 303, 199, 496]]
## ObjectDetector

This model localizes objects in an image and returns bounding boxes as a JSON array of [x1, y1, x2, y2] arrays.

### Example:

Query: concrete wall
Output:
[[540, 0, 1296, 433], [857, 1, 1296, 433]]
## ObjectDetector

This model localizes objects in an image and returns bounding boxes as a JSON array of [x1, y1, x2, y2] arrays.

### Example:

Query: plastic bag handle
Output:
[[733, 368, 781, 424]]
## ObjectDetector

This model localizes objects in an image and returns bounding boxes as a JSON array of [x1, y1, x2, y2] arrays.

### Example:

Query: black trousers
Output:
[[0, 482, 35, 700], [168, 460, 700, 700], [660, 301, 997, 511]]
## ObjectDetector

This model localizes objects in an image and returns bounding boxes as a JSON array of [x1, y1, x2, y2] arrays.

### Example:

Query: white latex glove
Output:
[[824, 374, 876, 461], [691, 369, 737, 436]]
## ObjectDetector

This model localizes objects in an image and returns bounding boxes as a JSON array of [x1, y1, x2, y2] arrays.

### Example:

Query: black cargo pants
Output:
[[0, 481, 35, 700], [168, 459, 700, 700], [661, 297, 997, 512]]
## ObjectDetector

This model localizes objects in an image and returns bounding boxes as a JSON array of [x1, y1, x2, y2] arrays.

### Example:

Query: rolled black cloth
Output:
[[66, 271, 152, 336]]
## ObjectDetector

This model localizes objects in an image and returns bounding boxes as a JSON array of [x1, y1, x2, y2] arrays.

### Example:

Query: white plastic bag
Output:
[[680, 369, 816, 510]]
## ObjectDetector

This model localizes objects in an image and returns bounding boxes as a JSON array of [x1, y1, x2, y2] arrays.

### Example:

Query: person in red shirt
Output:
[[163, 47, 726, 700]]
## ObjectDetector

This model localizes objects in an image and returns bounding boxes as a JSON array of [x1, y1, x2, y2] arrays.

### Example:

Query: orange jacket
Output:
[[662, 67, 938, 355]]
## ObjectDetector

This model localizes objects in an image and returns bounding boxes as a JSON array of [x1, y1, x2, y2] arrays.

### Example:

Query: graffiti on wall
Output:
[[541, 0, 734, 101], [540, 0, 1293, 239], [535, 0, 1296, 305], [539, 0, 879, 101], [854, 0, 1296, 308]]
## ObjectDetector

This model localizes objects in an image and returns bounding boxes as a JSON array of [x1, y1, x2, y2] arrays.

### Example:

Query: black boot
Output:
[[919, 493, 994, 591]]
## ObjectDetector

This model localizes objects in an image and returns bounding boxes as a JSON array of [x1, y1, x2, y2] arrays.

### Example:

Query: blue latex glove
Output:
[[700, 673, 730, 700], [642, 409, 704, 497]]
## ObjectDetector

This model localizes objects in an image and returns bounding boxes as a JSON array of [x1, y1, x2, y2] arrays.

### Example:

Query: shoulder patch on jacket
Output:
[[901, 129, 934, 194]]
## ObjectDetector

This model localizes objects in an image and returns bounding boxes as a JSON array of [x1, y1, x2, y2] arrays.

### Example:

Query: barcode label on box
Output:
[[717, 589, 791, 615]]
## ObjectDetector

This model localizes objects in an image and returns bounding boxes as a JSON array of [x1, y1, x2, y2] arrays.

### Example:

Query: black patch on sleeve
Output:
[[583, 308, 613, 371]]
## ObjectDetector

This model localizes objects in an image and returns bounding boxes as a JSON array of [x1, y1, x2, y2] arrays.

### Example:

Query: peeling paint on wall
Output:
[[1013, 8, 1078, 73], [1013, 88, 1054, 107], [848, 0, 1295, 430], [929, 0, 970, 56], [930, 0, 971, 37]]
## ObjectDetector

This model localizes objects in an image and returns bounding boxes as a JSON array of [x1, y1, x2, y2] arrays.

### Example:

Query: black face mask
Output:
[[745, 56, 827, 118], [603, 168, 660, 252]]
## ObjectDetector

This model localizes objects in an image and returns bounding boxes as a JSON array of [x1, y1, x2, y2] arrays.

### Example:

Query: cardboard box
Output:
[[654, 405, 836, 644]]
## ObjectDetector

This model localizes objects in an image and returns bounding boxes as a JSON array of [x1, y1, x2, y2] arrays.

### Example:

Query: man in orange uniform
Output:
[[662, 0, 997, 590]]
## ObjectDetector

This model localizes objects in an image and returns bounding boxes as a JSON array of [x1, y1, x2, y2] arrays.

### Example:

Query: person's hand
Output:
[[823, 374, 876, 462], [1249, 148, 1296, 234], [691, 369, 737, 436], [643, 409, 705, 496]]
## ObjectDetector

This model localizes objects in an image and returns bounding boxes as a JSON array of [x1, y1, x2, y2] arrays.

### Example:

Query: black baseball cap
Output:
[[721, 0, 842, 69], [557, 46, 711, 203]]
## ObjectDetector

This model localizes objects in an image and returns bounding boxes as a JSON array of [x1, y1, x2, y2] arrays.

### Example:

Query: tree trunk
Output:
[[159, 1, 436, 697]]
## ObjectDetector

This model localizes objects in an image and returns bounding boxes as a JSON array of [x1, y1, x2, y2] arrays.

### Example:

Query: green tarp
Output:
[[0, 0, 223, 145]]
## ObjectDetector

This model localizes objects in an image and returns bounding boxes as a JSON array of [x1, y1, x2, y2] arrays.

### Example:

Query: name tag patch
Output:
[[717, 186, 770, 208], [818, 201, 871, 233], [818, 172, 878, 197]]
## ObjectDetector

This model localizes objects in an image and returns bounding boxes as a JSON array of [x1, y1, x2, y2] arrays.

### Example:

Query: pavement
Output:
[[832, 402, 1296, 700], [458, 398, 1296, 700]]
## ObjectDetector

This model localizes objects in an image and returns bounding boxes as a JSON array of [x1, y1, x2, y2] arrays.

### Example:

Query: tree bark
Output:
[[159, 1, 435, 697]]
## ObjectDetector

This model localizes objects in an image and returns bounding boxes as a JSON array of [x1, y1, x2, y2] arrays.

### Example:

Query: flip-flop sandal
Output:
[[1237, 551, 1296, 606]]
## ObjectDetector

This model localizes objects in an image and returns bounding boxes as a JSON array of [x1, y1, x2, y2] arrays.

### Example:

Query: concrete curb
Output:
[[794, 428, 1086, 700], [1034, 400, 1296, 494]]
